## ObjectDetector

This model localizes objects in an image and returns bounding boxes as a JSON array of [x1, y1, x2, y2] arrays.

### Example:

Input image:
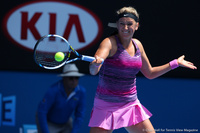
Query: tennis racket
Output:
[[33, 34, 103, 69]]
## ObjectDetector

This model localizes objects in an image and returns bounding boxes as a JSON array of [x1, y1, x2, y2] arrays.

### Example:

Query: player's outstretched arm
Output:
[[89, 38, 112, 75], [135, 39, 197, 79]]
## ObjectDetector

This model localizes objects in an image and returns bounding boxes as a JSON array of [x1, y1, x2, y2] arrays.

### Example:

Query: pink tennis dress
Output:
[[89, 36, 152, 130]]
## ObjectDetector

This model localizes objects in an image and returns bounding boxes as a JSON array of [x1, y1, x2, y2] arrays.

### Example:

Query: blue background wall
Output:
[[0, 71, 199, 133], [1, 0, 200, 132]]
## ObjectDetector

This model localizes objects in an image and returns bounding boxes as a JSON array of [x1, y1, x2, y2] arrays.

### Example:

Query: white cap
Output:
[[58, 64, 84, 77]]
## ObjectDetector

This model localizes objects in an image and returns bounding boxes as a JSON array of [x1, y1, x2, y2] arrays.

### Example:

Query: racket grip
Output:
[[81, 55, 104, 64]]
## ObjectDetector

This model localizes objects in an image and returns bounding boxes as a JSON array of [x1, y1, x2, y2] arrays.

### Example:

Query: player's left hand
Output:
[[178, 55, 197, 69]]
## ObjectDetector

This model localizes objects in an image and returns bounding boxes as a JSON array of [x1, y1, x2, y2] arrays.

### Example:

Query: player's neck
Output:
[[117, 34, 132, 47]]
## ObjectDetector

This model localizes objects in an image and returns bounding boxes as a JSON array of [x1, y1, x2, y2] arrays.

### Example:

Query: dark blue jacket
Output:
[[37, 80, 86, 133]]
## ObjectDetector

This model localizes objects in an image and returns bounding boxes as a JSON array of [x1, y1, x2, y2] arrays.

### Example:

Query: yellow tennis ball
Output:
[[54, 52, 65, 62]]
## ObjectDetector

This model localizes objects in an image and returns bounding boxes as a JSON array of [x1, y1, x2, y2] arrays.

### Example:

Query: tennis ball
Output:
[[54, 52, 65, 62]]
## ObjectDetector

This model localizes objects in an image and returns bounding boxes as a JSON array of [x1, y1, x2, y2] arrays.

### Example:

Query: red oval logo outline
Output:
[[2, 0, 103, 52]]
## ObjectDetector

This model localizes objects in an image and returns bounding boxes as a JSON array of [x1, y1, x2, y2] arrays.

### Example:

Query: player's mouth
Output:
[[121, 30, 129, 34], [123, 31, 129, 33]]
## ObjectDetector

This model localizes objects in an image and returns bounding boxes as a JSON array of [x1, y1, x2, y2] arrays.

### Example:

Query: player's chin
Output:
[[119, 32, 133, 38], [121, 34, 133, 39]]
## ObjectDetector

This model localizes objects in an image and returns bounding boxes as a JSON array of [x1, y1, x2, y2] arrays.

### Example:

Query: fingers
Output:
[[178, 55, 197, 70], [181, 55, 185, 59], [93, 55, 103, 64], [179, 60, 197, 70], [186, 64, 197, 69], [91, 55, 104, 66], [187, 61, 194, 66], [187, 62, 197, 69], [178, 55, 185, 61], [95, 56, 103, 64]]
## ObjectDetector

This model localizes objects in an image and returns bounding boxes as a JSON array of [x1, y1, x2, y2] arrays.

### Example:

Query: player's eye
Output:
[[119, 22, 125, 26], [127, 23, 133, 26]]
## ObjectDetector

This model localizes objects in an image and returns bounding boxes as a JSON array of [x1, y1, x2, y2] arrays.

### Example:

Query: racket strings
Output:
[[34, 35, 71, 69], [35, 52, 66, 67]]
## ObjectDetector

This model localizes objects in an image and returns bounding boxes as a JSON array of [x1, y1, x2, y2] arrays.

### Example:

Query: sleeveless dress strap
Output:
[[132, 39, 141, 56]]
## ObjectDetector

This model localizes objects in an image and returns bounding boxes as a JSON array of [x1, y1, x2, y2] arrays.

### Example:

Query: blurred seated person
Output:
[[36, 64, 86, 133]]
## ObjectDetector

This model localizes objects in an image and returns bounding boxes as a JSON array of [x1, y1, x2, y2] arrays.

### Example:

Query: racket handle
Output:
[[81, 55, 104, 64]]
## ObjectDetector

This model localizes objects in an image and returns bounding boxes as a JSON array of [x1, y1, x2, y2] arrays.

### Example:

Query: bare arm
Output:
[[135, 39, 197, 79], [89, 37, 113, 75]]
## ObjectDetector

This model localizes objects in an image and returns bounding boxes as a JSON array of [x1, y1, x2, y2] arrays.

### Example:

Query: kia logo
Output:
[[2, 1, 103, 52]]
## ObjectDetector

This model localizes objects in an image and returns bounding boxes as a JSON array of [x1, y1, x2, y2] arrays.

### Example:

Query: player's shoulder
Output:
[[132, 38, 144, 50], [101, 36, 116, 45], [99, 36, 116, 51], [132, 38, 142, 46]]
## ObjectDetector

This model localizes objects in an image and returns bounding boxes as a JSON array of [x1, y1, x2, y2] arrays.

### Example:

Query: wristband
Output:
[[169, 59, 179, 70]]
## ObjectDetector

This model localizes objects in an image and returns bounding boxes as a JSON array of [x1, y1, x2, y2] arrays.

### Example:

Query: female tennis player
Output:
[[89, 6, 197, 133]]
